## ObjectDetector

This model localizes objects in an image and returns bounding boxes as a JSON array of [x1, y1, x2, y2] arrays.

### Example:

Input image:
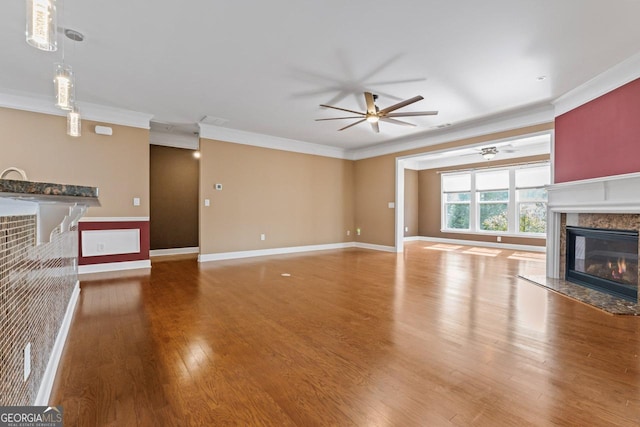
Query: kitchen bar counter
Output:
[[0, 178, 100, 206]]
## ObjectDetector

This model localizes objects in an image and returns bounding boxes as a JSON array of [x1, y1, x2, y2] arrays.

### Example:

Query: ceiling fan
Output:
[[458, 144, 518, 161], [316, 92, 438, 133]]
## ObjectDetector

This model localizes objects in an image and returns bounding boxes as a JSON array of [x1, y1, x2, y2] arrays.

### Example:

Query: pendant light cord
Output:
[[61, 0, 65, 64]]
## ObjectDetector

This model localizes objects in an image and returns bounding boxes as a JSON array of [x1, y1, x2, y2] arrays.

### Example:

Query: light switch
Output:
[[388, 202, 395, 208], [204, 199, 210, 207], [133, 197, 140, 206]]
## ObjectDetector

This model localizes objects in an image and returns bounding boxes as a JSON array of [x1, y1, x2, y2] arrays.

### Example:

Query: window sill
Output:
[[440, 229, 546, 239]]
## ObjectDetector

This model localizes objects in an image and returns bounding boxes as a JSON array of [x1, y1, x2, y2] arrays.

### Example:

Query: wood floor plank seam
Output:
[[49, 243, 640, 426]]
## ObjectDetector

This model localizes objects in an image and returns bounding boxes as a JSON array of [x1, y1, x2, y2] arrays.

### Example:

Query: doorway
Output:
[[149, 144, 199, 253]]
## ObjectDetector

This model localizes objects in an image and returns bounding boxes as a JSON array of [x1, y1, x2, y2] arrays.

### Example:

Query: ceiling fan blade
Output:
[[338, 119, 366, 131], [380, 117, 416, 127], [378, 95, 424, 115], [364, 92, 376, 115], [386, 111, 438, 117], [370, 121, 380, 133], [320, 104, 365, 116], [315, 116, 364, 121]]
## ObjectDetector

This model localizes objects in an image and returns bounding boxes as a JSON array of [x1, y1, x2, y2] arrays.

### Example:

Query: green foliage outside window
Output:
[[479, 191, 508, 231], [482, 211, 508, 231], [446, 204, 470, 229], [519, 202, 546, 233]]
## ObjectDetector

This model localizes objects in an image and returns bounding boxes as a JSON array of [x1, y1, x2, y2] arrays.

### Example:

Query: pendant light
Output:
[[54, 63, 74, 110], [26, 0, 57, 51], [67, 108, 81, 137]]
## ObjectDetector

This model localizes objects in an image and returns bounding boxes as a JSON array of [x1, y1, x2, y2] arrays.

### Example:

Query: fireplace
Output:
[[566, 226, 639, 301]]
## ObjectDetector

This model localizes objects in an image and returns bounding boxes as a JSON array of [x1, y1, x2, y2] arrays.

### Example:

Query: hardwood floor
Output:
[[50, 242, 640, 426]]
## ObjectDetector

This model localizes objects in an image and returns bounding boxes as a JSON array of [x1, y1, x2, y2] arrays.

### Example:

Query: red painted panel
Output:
[[78, 221, 150, 265], [555, 78, 640, 183]]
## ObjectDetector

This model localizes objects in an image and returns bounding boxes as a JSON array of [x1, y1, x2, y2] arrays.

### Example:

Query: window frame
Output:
[[443, 191, 472, 231], [440, 163, 549, 237], [516, 186, 548, 235]]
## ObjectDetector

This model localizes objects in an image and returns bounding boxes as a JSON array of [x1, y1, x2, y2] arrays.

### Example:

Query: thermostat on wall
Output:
[[215, 184, 223, 190]]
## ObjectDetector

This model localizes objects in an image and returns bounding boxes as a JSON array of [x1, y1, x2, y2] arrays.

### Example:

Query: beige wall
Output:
[[354, 155, 396, 245], [199, 139, 354, 254], [1, 105, 553, 250], [353, 123, 554, 247], [404, 169, 419, 237], [418, 154, 549, 247], [0, 108, 149, 217]]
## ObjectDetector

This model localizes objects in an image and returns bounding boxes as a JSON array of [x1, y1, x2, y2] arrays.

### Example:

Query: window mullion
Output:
[[508, 169, 516, 234], [470, 173, 477, 232]]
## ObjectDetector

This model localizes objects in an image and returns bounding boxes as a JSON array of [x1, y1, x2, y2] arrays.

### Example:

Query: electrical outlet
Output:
[[204, 199, 210, 207], [405, 226, 409, 232], [356, 228, 361, 236], [497, 236, 502, 242], [346, 230, 350, 236], [133, 197, 140, 206], [260, 234, 266, 241]]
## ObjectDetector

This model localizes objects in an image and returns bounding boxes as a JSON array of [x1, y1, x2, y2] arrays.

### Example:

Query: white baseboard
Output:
[[198, 242, 356, 262], [412, 236, 546, 253], [150, 247, 199, 257], [402, 236, 422, 242], [78, 259, 151, 275], [34, 281, 80, 405], [354, 242, 397, 252], [198, 241, 403, 262]]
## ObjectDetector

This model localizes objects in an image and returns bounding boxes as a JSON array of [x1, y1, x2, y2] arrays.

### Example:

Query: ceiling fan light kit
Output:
[[316, 91, 438, 133], [481, 147, 498, 160]]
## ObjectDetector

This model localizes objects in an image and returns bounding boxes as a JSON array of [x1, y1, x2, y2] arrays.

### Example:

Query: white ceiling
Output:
[[2, 1, 640, 152], [404, 133, 551, 170]]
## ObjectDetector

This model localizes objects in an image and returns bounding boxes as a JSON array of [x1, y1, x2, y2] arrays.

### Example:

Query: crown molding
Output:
[[76, 101, 153, 129], [553, 50, 640, 117], [347, 103, 555, 161], [0, 90, 153, 129], [150, 129, 199, 149], [198, 123, 347, 159]]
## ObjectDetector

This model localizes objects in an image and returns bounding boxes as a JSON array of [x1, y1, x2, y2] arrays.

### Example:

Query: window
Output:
[[476, 170, 509, 232], [442, 173, 470, 230], [441, 163, 549, 236], [515, 165, 550, 234]]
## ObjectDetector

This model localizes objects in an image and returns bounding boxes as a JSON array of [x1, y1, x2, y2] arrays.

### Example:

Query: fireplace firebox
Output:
[[566, 226, 639, 301]]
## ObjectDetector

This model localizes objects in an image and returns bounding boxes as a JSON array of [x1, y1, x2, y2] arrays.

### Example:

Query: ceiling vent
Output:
[[200, 116, 230, 126]]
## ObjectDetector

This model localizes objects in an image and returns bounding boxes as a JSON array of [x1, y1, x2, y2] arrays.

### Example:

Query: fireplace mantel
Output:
[[546, 171, 640, 278], [548, 171, 640, 213]]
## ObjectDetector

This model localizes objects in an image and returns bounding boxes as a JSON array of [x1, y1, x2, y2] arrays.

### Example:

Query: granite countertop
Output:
[[0, 179, 100, 205]]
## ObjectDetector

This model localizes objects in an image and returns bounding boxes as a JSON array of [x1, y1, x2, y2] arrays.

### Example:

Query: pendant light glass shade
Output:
[[67, 109, 81, 137], [26, 0, 57, 51], [54, 63, 74, 110]]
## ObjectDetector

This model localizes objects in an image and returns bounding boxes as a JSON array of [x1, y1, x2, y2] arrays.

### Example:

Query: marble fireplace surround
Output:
[[523, 172, 640, 313], [546, 171, 640, 280]]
